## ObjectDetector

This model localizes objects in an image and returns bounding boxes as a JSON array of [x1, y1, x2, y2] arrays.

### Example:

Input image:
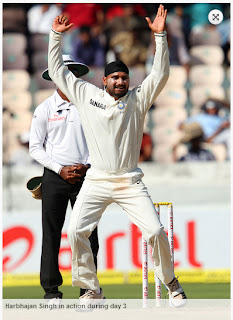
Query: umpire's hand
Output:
[[60, 165, 90, 184]]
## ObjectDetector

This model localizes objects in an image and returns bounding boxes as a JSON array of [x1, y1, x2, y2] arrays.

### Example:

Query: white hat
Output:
[[26, 176, 42, 200], [42, 54, 89, 81]]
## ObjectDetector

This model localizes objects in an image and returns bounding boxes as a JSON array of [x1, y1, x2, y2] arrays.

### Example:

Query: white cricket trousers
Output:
[[68, 167, 174, 290]]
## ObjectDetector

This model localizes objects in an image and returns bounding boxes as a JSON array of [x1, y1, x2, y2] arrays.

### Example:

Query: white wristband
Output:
[[154, 31, 167, 37]]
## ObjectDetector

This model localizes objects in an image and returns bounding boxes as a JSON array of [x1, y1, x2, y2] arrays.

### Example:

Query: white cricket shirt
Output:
[[29, 90, 90, 173], [48, 30, 169, 174]]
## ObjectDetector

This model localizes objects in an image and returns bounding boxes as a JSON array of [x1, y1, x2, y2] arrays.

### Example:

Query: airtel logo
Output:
[[3, 220, 202, 272], [3, 226, 35, 272]]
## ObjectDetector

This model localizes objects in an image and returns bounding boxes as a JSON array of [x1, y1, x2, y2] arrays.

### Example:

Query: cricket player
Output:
[[48, 4, 187, 305]]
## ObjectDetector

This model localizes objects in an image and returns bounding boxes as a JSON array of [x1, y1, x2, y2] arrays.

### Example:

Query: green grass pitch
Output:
[[3, 283, 230, 299]]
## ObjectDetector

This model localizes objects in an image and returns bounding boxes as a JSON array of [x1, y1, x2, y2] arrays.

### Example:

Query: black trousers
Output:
[[40, 168, 99, 299]]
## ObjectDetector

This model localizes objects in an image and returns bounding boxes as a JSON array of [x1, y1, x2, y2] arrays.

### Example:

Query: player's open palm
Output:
[[145, 4, 167, 33], [52, 14, 74, 33]]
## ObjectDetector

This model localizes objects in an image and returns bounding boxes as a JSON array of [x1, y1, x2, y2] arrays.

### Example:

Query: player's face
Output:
[[103, 72, 130, 100]]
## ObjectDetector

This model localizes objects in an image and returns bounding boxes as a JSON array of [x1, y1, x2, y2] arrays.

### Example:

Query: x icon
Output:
[[212, 14, 219, 21]]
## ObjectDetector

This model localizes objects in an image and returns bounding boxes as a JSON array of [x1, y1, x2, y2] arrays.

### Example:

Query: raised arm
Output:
[[136, 5, 169, 113], [48, 15, 96, 107]]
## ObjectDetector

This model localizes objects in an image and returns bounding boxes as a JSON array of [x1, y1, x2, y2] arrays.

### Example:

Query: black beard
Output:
[[106, 87, 128, 99], [113, 91, 127, 98]]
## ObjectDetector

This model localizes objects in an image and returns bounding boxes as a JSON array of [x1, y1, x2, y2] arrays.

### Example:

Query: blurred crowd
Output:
[[3, 3, 231, 165]]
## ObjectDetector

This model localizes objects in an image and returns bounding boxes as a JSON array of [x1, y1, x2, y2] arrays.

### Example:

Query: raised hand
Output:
[[145, 4, 167, 33], [52, 14, 74, 33]]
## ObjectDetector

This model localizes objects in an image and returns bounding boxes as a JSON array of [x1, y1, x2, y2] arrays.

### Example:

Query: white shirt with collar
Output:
[[48, 30, 169, 174], [29, 90, 90, 174]]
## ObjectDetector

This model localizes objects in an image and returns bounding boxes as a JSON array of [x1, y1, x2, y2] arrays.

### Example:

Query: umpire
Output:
[[29, 55, 99, 302]]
